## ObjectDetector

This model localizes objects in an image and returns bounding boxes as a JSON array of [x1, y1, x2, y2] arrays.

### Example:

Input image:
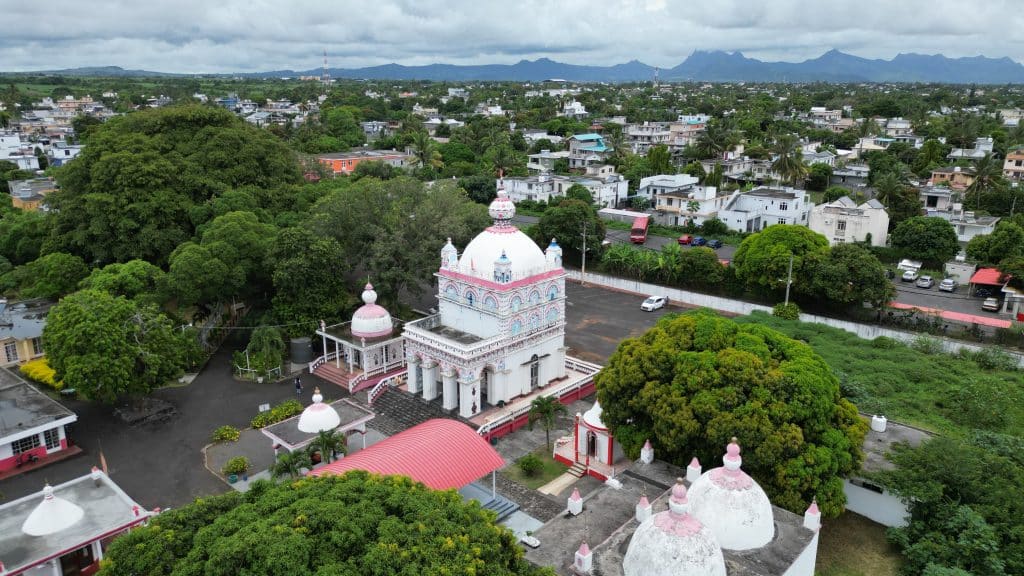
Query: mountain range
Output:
[[13, 50, 1024, 83]]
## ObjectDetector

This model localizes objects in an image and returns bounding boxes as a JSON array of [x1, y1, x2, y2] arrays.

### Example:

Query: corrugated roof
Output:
[[309, 419, 504, 490], [970, 267, 1004, 286]]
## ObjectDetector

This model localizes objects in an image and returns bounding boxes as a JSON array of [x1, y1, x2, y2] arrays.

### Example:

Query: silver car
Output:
[[915, 275, 934, 289], [938, 278, 957, 292]]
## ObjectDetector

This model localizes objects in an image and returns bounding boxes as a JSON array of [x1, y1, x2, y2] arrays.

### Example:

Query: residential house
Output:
[[667, 117, 706, 152], [521, 130, 564, 146], [411, 103, 439, 117], [652, 185, 724, 226], [46, 142, 83, 167], [526, 149, 570, 173], [929, 166, 976, 190], [831, 164, 870, 188], [447, 88, 468, 99], [893, 134, 925, 149], [6, 178, 56, 211], [568, 133, 613, 169], [0, 299, 51, 367], [474, 103, 505, 117], [883, 117, 913, 137], [422, 117, 465, 135], [802, 150, 836, 167], [828, 117, 856, 133], [146, 95, 173, 108], [946, 211, 1000, 243], [316, 150, 409, 176], [501, 168, 627, 208], [948, 137, 994, 160], [919, 184, 957, 211], [558, 100, 588, 119], [624, 122, 671, 154], [808, 196, 889, 246], [809, 107, 842, 125], [361, 120, 392, 141], [718, 187, 813, 232], [0, 368, 78, 475], [853, 136, 895, 159], [637, 173, 700, 202], [1003, 147, 1024, 183]]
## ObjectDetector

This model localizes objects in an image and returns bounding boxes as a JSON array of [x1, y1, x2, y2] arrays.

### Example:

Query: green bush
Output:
[[910, 335, 943, 355], [871, 336, 900, 349], [251, 399, 304, 429], [211, 425, 240, 443], [958, 347, 1019, 371], [772, 302, 801, 320], [699, 217, 729, 236], [221, 456, 250, 476], [516, 453, 543, 476]]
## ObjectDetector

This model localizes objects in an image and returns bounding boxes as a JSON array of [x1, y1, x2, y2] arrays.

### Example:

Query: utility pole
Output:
[[784, 254, 794, 306], [581, 219, 587, 286]]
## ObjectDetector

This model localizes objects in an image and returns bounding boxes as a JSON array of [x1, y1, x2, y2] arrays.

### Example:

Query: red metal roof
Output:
[[309, 419, 505, 490], [970, 267, 1004, 286]]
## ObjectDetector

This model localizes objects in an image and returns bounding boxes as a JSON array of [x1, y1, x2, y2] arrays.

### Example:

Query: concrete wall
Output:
[[843, 479, 910, 528], [569, 270, 1024, 368]]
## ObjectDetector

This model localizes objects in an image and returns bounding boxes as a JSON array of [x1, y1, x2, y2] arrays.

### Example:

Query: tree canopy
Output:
[[732, 224, 830, 295], [891, 216, 960, 267], [966, 221, 1024, 267], [805, 243, 895, 308], [98, 472, 553, 576], [535, 198, 606, 257], [594, 310, 866, 518]]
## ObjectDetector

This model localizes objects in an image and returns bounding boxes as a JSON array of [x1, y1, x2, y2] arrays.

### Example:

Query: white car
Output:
[[641, 295, 667, 311]]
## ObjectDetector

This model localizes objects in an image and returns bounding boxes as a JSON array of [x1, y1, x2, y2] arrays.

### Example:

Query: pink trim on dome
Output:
[[708, 466, 755, 490], [306, 403, 332, 413], [484, 225, 522, 234], [725, 441, 741, 461], [807, 500, 820, 516], [578, 541, 591, 556], [569, 487, 582, 501], [353, 304, 390, 319], [438, 267, 564, 290], [689, 457, 701, 468], [351, 327, 395, 339], [671, 481, 688, 503], [654, 510, 703, 537], [638, 495, 650, 508]]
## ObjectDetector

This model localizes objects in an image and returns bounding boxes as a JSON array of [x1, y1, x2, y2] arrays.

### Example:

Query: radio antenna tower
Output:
[[653, 67, 660, 86], [321, 50, 331, 89]]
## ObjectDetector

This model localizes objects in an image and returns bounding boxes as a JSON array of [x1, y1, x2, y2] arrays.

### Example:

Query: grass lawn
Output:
[[500, 447, 568, 490], [816, 512, 902, 576], [734, 312, 1024, 437]]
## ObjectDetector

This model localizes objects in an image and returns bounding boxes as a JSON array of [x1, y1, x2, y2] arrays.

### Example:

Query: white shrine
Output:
[[402, 187, 568, 418]]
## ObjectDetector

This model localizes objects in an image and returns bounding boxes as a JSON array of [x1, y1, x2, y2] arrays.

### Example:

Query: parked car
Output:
[[982, 297, 1001, 312], [677, 234, 693, 245], [707, 239, 723, 249], [916, 275, 934, 289], [641, 295, 667, 311], [901, 270, 919, 282], [692, 236, 707, 246], [938, 278, 957, 292]]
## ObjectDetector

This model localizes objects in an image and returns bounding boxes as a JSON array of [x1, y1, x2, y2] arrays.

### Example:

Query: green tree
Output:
[[70, 114, 102, 144], [771, 134, 808, 187], [565, 183, 593, 204], [732, 225, 830, 294], [806, 163, 833, 192], [43, 289, 187, 403], [891, 217, 960, 267], [535, 198, 606, 257], [965, 153, 1007, 211], [966, 222, 1024, 266], [308, 428, 347, 464], [269, 450, 311, 480], [269, 228, 355, 334], [528, 395, 568, 450], [408, 129, 444, 177], [695, 119, 740, 159], [9, 252, 88, 299], [595, 311, 866, 518], [321, 106, 365, 148], [823, 185, 851, 203], [98, 472, 553, 576], [646, 144, 673, 175], [246, 325, 285, 376], [805, 244, 895, 308], [79, 259, 166, 303]]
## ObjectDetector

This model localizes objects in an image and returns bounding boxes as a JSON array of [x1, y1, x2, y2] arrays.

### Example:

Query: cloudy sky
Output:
[[3, 0, 1023, 73]]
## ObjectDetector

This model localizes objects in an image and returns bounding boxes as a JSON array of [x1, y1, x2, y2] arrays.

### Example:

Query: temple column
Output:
[[442, 368, 458, 410], [421, 361, 438, 401], [406, 355, 421, 394], [459, 375, 481, 418]]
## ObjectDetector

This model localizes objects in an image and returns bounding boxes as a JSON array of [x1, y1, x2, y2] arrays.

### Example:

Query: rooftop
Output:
[[6, 178, 57, 199], [0, 299, 54, 342], [0, 369, 76, 442], [317, 149, 407, 160], [0, 471, 149, 574], [261, 398, 375, 450], [858, 415, 932, 474]]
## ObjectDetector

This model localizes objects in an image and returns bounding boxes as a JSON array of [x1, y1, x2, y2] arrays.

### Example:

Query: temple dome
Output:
[[457, 189, 548, 280], [297, 388, 341, 433], [623, 479, 726, 576], [351, 283, 393, 339], [22, 484, 85, 536], [688, 439, 775, 550], [582, 400, 607, 430]]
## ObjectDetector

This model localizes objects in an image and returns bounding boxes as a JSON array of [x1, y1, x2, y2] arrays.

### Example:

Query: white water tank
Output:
[[871, 415, 888, 433]]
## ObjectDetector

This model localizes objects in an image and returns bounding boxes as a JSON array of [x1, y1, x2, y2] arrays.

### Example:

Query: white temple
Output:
[[402, 187, 568, 418]]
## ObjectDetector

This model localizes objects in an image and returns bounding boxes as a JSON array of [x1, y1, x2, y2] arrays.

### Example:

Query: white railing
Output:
[[368, 369, 408, 404], [347, 373, 367, 393], [308, 351, 341, 373]]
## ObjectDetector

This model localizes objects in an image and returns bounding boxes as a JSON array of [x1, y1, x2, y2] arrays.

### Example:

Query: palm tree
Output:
[[308, 429, 347, 464], [409, 130, 443, 172], [770, 135, 808, 187], [527, 396, 568, 450], [695, 120, 740, 160], [966, 153, 1006, 210], [270, 450, 312, 480]]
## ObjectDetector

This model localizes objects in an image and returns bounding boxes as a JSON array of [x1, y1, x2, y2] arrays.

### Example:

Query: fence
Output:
[[570, 270, 1024, 368]]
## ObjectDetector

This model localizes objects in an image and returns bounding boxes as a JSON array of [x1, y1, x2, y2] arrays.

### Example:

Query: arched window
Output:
[[530, 354, 540, 390], [465, 291, 475, 306], [528, 314, 541, 331], [511, 319, 523, 336], [546, 307, 558, 323], [511, 296, 522, 312], [528, 290, 541, 305], [548, 284, 558, 301], [444, 284, 459, 300], [483, 295, 498, 311]]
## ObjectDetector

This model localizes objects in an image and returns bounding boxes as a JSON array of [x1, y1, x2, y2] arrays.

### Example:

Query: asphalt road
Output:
[[890, 278, 998, 315]]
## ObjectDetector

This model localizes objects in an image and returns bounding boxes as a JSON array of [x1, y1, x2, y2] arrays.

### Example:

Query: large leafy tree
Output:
[[805, 243, 895, 309], [595, 311, 866, 518], [7, 252, 88, 299], [732, 224, 830, 295], [79, 259, 167, 303], [528, 395, 568, 450], [98, 472, 553, 576], [269, 228, 355, 333], [771, 134, 809, 187], [46, 106, 299, 266], [535, 198, 606, 257], [43, 289, 188, 403], [966, 222, 1024, 266], [891, 216, 960, 267]]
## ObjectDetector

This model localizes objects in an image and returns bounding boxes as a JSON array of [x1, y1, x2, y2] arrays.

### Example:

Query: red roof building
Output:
[[310, 419, 504, 492], [970, 267, 1005, 286]]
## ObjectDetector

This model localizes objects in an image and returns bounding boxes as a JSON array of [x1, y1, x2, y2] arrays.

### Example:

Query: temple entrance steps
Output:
[[369, 386, 472, 437], [567, 462, 587, 478], [313, 362, 361, 389]]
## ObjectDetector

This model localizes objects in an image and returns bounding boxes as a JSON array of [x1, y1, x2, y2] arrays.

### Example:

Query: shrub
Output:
[[20, 358, 63, 390], [871, 336, 900, 349], [771, 302, 801, 320], [910, 335, 943, 355], [211, 425, 240, 443], [951, 380, 1010, 431], [251, 399, 304, 428], [221, 456, 250, 476], [699, 217, 729, 236], [516, 453, 543, 476], [958, 347, 1019, 371]]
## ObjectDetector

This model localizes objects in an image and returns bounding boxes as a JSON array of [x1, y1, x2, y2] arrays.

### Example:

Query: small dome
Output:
[[488, 187, 516, 225], [688, 439, 775, 550], [440, 237, 458, 269], [297, 388, 341, 433], [623, 479, 726, 576], [545, 238, 563, 266], [22, 484, 85, 536], [582, 400, 606, 430], [351, 283, 393, 339]]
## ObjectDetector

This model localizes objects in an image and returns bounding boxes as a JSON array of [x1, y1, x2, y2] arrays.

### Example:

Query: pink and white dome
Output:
[[351, 283, 393, 339], [458, 189, 548, 280], [298, 388, 341, 433], [688, 438, 775, 550], [623, 479, 726, 576]]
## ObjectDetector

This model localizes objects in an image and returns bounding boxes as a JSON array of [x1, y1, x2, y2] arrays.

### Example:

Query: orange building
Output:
[[929, 166, 976, 190], [316, 150, 409, 176]]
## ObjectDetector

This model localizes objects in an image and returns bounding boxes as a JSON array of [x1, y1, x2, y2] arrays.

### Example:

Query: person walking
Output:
[[295, 376, 303, 395]]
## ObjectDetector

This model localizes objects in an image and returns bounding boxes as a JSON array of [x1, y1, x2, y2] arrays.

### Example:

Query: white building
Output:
[[624, 122, 671, 154], [559, 100, 588, 119], [948, 137, 994, 160], [47, 142, 83, 167], [718, 187, 813, 233], [653, 185, 725, 227], [809, 196, 889, 246], [637, 173, 700, 202], [526, 149, 570, 173], [502, 170, 626, 208], [0, 369, 77, 473], [568, 134, 613, 169], [401, 190, 568, 418]]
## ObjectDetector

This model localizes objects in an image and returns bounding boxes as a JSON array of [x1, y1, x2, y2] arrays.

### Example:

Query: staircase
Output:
[[482, 498, 520, 522], [567, 461, 587, 478], [313, 362, 361, 390]]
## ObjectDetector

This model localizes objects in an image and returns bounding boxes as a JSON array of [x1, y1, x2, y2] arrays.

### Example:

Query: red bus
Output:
[[630, 215, 650, 244]]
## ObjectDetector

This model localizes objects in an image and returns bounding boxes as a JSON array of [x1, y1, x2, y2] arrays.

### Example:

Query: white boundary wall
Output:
[[569, 270, 1024, 368]]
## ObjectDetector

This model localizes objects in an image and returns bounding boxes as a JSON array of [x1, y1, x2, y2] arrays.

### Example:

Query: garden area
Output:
[[500, 449, 567, 490]]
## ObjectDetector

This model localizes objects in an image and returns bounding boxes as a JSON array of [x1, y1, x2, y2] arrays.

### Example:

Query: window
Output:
[[836, 220, 847, 232], [4, 341, 18, 363], [777, 218, 786, 225], [779, 202, 789, 211], [13, 434, 40, 455], [32, 337, 43, 356], [44, 428, 60, 449], [529, 355, 540, 390]]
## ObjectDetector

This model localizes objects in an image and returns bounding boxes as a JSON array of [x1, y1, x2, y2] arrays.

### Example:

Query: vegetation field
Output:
[[735, 311, 1024, 437], [816, 512, 901, 576], [500, 448, 567, 490]]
